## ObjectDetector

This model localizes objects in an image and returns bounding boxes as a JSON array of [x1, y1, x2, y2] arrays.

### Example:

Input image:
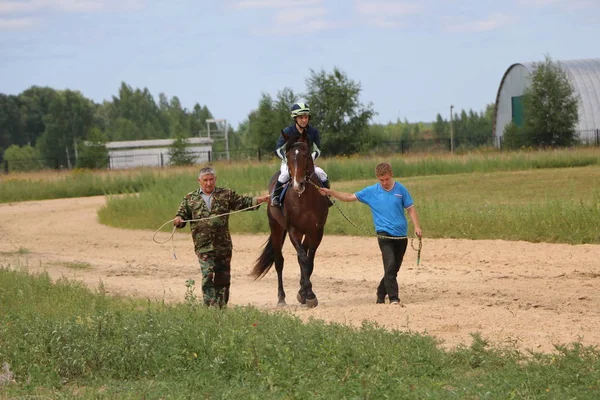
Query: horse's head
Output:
[[282, 130, 314, 195]]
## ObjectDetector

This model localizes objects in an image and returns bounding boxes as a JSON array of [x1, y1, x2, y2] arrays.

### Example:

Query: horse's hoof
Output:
[[277, 300, 287, 307], [296, 292, 306, 304], [306, 297, 318, 308]]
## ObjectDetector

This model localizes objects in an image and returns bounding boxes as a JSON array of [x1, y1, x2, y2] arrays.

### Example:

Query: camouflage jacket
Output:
[[175, 187, 260, 254]]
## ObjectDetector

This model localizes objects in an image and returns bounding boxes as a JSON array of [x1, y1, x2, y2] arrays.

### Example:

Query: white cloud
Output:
[[444, 13, 518, 33], [516, 0, 595, 10], [251, 7, 329, 35], [367, 16, 402, 28], [0, 0, 143, 15], [355, 0, 423, 17], [230, 0, 323, 9], [272, 6, 326, 24], [354, 1, 422, 29], [515, 0, 562, 5], [0, 16, 38, 29]]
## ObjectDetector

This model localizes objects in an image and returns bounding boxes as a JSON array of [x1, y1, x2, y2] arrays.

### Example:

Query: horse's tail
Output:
[[251, 237, 275, 279]]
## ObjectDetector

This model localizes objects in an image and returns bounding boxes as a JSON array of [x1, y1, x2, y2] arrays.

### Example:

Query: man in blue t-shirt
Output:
[[318, 162, 422, 306]]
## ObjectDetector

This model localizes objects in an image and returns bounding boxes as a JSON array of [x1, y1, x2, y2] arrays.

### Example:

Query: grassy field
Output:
[[1, 267, 599, 399], [1, 148, 599, 244], [98, 159, 600, 245], [2, 149, 600, 398]]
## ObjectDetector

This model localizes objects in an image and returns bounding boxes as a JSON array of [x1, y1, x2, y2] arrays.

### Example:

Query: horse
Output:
[[250, 129, 329, 308]]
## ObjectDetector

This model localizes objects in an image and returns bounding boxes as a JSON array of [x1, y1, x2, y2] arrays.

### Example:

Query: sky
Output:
[[1, 0, 599, 129]]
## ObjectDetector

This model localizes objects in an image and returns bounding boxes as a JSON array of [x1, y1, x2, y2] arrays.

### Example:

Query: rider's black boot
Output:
[[271, 180, 285, 208]]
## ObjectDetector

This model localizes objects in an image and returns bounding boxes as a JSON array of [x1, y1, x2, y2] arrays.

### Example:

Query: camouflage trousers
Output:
[[197, 249, 232, 307]]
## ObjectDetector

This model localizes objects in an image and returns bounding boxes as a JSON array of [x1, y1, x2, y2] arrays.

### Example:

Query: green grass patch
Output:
[[3, 149, 600, 244], [101, 165, 600, 244], [1, 267, 599, 399], [0, 247, 30, 256], [49, 261, 93, 270], [2, 148, 599, 204]]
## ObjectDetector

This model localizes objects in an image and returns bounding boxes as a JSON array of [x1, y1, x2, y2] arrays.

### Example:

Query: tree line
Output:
[[0, 83, 214, 170], [1, 59, 580, 171]]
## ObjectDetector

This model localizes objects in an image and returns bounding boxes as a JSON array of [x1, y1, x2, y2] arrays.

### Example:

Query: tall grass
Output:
[[2, 148, 599, 204], [0, 169, 166, 203], [100, 165, 600, 244], [2, 149, 600, 244], [2, 267, 599, 399]]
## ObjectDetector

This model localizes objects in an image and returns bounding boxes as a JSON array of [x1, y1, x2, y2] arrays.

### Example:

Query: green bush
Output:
[[3, 144, 44, 172]]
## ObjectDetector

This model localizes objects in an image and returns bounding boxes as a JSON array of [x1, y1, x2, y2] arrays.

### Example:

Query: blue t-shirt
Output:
[[355, 182, 414, 237]]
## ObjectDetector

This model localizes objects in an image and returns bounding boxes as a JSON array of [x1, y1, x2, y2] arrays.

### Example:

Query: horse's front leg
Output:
[[302, 229, 324, 308], [289, 230, 317, 308]]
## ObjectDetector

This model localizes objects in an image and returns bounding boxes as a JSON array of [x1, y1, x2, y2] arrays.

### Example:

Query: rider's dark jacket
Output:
[[274, 124, 322, 160]]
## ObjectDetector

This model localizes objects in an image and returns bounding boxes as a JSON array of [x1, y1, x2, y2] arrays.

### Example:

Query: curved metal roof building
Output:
[[493, 58, 600, 144]]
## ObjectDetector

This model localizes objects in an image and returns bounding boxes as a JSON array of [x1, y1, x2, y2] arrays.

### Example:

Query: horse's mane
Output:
[[284, 131, 312, 151]]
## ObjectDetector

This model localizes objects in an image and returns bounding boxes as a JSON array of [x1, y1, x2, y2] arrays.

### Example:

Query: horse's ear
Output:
[[281, 130, 289, 142]]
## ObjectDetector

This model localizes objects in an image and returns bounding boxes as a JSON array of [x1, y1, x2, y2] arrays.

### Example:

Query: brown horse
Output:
[[251, 129, 329, 308]]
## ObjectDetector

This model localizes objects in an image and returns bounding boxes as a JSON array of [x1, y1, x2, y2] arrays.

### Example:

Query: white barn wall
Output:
[[106, 138, 213, 169], [494, 64, 531, 141]]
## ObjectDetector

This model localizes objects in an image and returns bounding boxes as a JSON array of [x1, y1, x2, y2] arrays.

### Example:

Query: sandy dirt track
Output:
[[1, 196, 599, 353]]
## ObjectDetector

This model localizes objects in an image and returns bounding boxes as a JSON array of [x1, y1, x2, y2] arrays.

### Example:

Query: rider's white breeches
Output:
[[278, 160, 328, 183]]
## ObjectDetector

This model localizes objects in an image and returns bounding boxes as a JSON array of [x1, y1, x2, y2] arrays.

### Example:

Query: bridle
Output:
[[287, 141, 314, 196]]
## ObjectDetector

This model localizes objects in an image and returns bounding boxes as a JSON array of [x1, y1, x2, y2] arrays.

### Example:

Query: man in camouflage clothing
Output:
[[174, 167, 270, 307]]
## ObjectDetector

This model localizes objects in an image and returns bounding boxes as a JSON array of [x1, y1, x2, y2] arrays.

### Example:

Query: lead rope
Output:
[[152, 203, 265, 259]]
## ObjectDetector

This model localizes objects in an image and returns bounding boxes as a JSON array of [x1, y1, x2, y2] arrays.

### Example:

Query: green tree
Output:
[[433, 113, 448, 139], [19, 86, 57, 147], [76, 128, 109, 169], [523, 55, 579, 147], [108, 83, 167, 140], [168, 135, 196, 166], [503, 122, 529, 150], [189, 104, 213, 138], [0, 94, 24, 155], [109, 117, 142, 141], [3, 144, 42, 172], [245, 88, 297, 157], [305, 67, 375, 156], [412, 122, 420, 136], [37, 90, 94, 169]]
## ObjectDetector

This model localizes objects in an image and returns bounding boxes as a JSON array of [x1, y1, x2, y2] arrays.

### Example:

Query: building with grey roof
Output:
[[106, 137, 213, 169], [493, 58, 600, 146]]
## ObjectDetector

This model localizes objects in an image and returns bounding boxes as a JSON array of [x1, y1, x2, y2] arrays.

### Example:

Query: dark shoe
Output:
[[271, 181, 285, 208], [271, 196, 281, 208], [376, 295, 386, 304]]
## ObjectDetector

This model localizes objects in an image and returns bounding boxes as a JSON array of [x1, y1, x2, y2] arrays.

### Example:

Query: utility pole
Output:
[[450, 104, 454, 153]]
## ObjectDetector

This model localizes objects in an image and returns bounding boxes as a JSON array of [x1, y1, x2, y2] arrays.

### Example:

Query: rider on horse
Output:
[[271, 102, 331, 208]]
